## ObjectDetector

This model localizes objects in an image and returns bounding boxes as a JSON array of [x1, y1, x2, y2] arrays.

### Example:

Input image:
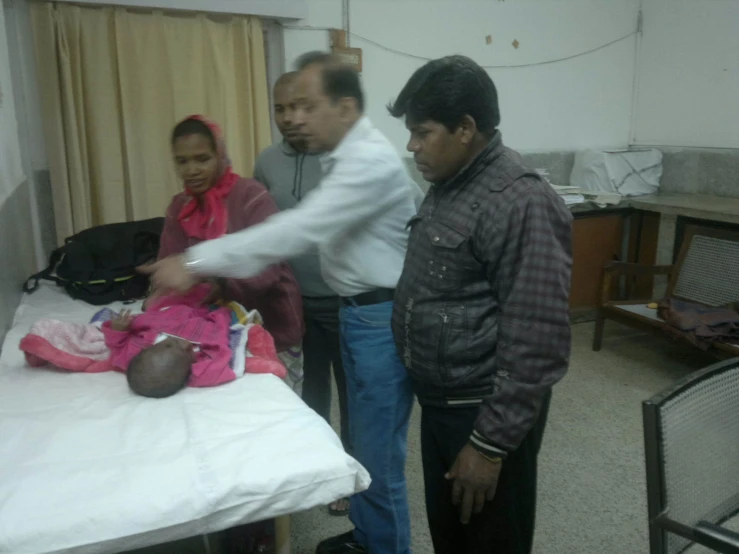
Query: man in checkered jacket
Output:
[[389, 55, 572, 554]]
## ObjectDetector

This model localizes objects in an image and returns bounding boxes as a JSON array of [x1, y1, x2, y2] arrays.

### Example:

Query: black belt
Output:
[[340, 288, 395, 307]]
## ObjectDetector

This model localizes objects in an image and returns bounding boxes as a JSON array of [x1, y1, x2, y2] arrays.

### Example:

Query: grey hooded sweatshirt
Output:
[[254, 141, 334, 298]]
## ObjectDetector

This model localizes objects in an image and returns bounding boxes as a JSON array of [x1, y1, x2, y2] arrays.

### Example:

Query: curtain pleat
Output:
[[31, 3, 271, 239]]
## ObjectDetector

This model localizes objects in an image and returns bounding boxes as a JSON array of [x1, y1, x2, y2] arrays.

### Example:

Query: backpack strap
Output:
[[22, 247, 66, 294]]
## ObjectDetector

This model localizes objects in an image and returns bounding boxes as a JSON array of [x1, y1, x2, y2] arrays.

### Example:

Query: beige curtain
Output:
[[31, 3, 272, 241]]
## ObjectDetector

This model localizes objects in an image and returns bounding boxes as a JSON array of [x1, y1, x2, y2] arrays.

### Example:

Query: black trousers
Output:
[[421, 390, 552, 554], [301, 296, 351, 452]]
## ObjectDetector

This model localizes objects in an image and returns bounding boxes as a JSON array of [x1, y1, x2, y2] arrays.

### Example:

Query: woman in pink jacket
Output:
[[156, 115, 304, 392]]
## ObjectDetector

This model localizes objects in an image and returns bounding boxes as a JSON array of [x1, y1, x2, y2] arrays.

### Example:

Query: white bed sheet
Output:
[[0, 286, 370, 554]]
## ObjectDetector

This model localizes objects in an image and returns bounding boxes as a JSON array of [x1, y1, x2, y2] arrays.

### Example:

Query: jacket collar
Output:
[[280, 139, 315, 157], [439, 130, 537, 193], [442, 130, 505, 190], [279, 140, 298, 156]]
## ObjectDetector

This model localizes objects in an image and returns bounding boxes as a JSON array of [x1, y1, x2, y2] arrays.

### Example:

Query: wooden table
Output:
[[570, 194, 739, 313], [569, 204, 659, 312]]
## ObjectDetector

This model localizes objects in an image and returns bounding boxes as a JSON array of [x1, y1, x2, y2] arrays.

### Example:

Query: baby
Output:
[[20, 284, 285, 398], [107, 309, 194, 398]]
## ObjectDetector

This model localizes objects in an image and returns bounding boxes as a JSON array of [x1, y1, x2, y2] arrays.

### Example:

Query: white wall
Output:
[[0, 0, 24, 205], [632, 0, 739, 148], [1, 0, 43, 343], [283, 0, 640, 154], [283, 0, 341, 62], [5, 0, 46, 173], [4, 0, 47, 267]]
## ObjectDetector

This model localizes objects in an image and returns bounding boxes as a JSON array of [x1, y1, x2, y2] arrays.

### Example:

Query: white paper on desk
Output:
[[570, 149, 661, 197], [561, 194, 585, 206], [583, 192, 622, 206], [551, 184, 581, 195]]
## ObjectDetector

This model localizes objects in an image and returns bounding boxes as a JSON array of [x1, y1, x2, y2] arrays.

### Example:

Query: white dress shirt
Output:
[[186, 116, 424, 297]]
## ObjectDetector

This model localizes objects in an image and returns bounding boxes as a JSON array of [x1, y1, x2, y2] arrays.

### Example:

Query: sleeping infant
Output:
[[19, 284, 286, 398], [106, 309, 199, 398]]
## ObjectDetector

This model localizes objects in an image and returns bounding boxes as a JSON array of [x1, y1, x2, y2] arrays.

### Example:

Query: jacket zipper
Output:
[[291, 155, 301, 199], [296, 154, 305, 200], [437, 309, 450, 376]]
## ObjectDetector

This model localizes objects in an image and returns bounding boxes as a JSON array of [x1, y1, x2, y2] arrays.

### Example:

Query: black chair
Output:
[[644, 358, 739, 554]]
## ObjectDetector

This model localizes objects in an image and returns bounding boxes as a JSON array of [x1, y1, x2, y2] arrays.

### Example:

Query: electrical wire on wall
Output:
[[280, 23, 638, 69]]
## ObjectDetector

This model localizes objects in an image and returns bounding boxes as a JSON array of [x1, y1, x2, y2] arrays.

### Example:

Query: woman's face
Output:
[[173, 133, 219, 196]]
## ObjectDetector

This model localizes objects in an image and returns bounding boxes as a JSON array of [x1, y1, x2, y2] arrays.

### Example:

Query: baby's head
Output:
[[127, 338, 193, 398]]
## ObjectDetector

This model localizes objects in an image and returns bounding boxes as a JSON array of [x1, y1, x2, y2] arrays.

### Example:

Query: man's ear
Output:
[[458, 115, 478, 145], [339, 96, 359, 118]]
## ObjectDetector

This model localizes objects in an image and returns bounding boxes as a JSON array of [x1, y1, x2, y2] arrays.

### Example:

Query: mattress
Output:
[[0, 286, 370, 554]]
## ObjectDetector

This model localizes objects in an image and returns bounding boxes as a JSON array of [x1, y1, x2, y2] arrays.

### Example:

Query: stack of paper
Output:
[[582, 191, 622, 206], [561, 193, 586, 206], [550, 184, 581, 195], [536, 169, 586, 207]]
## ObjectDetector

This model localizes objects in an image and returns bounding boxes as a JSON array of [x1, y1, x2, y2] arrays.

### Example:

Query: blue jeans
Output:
[[340, 300, 413, 554]]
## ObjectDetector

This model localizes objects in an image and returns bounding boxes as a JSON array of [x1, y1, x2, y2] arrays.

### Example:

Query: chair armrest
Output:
[[598, 263, 675, 306], [695, 521, 739, 554]]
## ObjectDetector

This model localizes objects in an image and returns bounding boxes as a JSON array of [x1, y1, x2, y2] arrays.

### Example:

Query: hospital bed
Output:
[[0, 285, 370, 554]]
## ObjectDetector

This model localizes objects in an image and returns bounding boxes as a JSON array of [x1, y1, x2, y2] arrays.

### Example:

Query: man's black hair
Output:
[[295, 51, 365, 113], [388, 55, 500, 137], [171, 117, 217, 151], [274, 71, 298, 92]]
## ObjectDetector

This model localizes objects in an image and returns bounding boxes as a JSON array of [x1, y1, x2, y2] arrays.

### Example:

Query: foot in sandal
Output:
[[328, 497, 350, 517]]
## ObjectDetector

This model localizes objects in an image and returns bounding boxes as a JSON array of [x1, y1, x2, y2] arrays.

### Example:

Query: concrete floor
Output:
[[127, 320, 718, 554]]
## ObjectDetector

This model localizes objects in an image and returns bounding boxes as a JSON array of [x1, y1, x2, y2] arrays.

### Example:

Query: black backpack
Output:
[[23, 218, 166, 305]]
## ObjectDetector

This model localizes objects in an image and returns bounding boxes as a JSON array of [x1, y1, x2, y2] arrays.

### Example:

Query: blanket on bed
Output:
[[0, 284, 371, 554]]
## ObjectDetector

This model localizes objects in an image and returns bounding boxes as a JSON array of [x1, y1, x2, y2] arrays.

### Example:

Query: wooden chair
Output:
[[593, 225, 739, 357]]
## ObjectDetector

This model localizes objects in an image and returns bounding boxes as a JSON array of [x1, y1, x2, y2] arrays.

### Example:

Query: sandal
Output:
[[328, 497, 350, 517]]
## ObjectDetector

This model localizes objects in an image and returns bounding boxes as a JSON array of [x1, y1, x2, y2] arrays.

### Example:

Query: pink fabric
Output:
[[102, 284, 235, 387], [176, 115, 239, 240], [19, 320, 113, 373], [19, 284, 288, 388], [243, 325, 287, 379], [159, 178, 305, 352]]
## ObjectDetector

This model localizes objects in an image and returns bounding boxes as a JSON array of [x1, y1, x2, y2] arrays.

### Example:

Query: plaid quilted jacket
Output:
[[392, 132, 572, 454]]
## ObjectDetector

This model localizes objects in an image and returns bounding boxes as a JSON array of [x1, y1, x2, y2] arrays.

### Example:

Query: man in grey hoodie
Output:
[[254, 72, 351, 515]]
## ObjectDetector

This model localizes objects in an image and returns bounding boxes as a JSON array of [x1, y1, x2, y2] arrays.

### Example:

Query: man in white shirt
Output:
[[144, 52, 423, 554], [255, 72, 353, 517]]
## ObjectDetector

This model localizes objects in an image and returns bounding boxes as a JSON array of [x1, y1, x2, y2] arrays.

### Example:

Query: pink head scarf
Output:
[[176, 115, 239, 240]]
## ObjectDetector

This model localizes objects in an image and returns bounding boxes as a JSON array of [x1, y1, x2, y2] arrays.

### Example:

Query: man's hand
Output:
[[110, 309, 134, 332], [202, 278, 226, 306], [142, 288, 165, 311], [446, 443, 502, 524], [138, 255, 197, 294]]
